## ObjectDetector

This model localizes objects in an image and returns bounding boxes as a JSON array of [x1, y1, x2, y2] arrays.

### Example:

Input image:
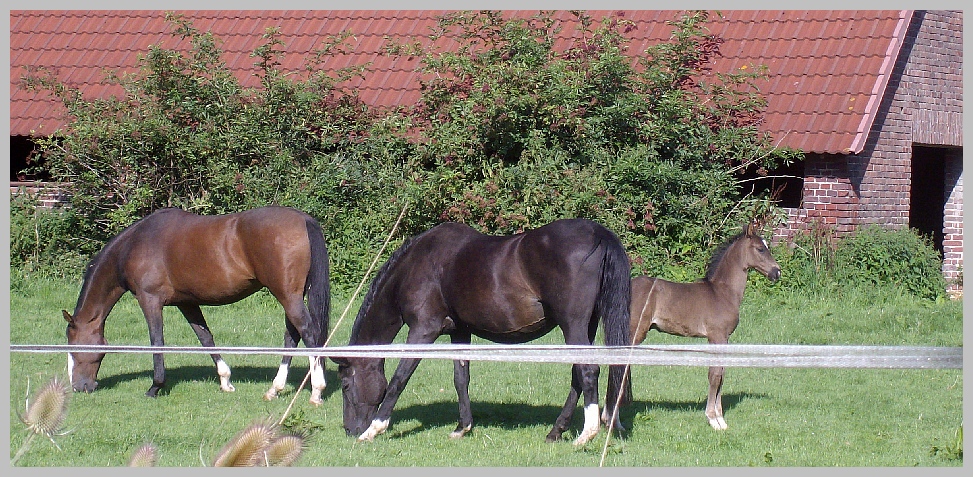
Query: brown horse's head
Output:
[[63, 310, 107, 392], [332, 356, 388, 436], [742, 223, 782, 282]]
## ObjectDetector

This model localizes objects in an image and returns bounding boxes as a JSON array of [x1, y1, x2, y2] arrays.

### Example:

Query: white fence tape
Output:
[[10, 343, 962, 369]]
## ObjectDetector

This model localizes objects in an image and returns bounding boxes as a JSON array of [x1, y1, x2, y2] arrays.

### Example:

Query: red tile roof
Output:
[[10, 10, 912, 154]]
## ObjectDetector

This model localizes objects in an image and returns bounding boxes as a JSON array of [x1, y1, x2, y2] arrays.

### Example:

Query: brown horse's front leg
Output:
[[139, 299, 167, 398]]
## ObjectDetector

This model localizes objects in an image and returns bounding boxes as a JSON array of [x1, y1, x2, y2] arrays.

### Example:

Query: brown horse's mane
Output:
[[75, 209, 176, 308], [704, 231, 747, 282]]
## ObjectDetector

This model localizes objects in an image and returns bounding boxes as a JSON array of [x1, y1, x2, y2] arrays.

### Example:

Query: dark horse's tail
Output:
[[597, 229, 633, 408], [304, 216, 331, 347]]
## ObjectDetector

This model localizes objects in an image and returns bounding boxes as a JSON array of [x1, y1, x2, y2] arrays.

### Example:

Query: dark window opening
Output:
[[10, 135, 51, 182], [737, 156, 805, 208]]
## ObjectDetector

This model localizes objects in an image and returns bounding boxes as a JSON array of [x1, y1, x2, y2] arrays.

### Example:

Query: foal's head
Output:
[[734, 223, 782, 282]]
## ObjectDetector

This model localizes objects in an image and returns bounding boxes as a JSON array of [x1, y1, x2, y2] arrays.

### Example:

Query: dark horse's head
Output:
[[331, 356, 388, 436], [63, 310, 107, 392], [739, 223, 782, 282]]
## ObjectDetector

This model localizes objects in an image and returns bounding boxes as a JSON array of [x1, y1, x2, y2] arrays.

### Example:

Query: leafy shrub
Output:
[[774, 223, 946, 300], [835, 225, 946, 300], [19, 10, 800, 288]]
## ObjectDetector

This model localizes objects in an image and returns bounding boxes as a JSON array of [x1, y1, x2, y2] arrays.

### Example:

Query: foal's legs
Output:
[[178, 304, 234, 392], [706, 336, 729, 430]]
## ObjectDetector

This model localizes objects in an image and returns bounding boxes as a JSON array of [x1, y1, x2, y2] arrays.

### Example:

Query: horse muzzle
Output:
[[768, 267, 782, 282], [72, 378, 98, 393]]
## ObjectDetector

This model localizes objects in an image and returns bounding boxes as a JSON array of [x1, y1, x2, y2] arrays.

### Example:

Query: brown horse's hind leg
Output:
[[278, 296, 326, 406], [266, 319, 300, 401], [179, 305, 234, 393]]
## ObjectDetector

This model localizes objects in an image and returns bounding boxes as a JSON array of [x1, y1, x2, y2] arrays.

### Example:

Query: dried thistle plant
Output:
[[128, 443, 159, 467], [261, 434, 305, 466], [212, 420, 305, 467], [12, 376, 72, 465]]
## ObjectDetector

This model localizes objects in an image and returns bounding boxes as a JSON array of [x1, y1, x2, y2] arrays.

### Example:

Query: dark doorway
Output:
[[909, 145, 948, 254], [10, 135, 50, 182]]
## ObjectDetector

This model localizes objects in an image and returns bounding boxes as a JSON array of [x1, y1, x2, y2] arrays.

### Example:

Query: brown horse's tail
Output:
[[597, 229, 633, 407], [304, 216, 331, 348]]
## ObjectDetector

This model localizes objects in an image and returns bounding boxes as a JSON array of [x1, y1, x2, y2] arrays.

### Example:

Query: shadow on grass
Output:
[[93, 364, 342, 401], [372, 391, 769, 440]]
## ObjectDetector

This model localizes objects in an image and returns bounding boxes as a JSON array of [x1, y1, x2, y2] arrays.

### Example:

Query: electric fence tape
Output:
[[10, 343, 962, 369]]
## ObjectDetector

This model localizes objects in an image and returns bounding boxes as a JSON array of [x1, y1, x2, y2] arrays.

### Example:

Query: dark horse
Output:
[[63, 206, 330, 404], [332, 219, 632, 446], [629, 223, 781, 430]]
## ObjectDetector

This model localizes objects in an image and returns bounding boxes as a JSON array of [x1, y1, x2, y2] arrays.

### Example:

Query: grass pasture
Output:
[[9, 274, 963, 467]]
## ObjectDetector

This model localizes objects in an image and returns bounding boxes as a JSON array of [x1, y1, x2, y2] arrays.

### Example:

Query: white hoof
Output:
[[263, 388, 280, 401], [220, 383, 236, 393], [708, 416, 728, 430], [357, 419, 389, 442], [449, 424, 472, 439]]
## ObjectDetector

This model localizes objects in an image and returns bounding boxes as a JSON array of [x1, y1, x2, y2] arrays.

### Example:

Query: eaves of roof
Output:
[[9, 10, 917, 155]]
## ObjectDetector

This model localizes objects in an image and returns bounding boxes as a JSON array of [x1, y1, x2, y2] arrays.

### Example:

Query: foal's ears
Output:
[[744, 222, 758, 237], [330, 356, 349, 366], [62, 310, 74, 323]]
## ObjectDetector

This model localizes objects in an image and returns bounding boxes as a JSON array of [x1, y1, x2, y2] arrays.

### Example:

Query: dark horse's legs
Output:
[[545, 308, 602, 446], [450, 330, 474, 438], [357, 317, 443, 441], [178, 304, 235, 393]]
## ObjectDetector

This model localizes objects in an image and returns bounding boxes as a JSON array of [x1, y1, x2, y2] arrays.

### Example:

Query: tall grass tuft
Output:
[[12, 376, 72, 465]]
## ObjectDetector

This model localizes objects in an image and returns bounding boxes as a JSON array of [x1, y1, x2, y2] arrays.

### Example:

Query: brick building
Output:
[[8, 10, 963, 289]]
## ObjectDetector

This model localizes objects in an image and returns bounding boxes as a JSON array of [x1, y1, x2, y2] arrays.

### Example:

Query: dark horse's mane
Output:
[[348, 231, 424, 342], [704, 232, 747, 282]]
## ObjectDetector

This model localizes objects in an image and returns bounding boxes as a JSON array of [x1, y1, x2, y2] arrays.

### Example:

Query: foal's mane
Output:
[[704, 232, 748, 282]]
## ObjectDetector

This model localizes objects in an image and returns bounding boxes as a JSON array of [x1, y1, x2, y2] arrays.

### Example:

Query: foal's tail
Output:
[[597, 230, 633, 407], [304, 216, 331, 348]]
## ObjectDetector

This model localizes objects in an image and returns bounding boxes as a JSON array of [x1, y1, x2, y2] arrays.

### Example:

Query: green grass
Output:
[[9, 273, 963, 466]]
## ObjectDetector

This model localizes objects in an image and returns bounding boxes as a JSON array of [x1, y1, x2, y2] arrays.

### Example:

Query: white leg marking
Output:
[[216, 359, 235, 392], [67, 354, 75, 386], [449, 424, 472, 439], [358, 419, 390, 442], [264, 363, 289, 400], [308, 357, 326, 406], [709, 416, 728, 431], [573, 403, 601, 446]]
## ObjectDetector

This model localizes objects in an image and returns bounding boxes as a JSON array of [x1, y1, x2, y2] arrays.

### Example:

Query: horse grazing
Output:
[[629, 223, 780, 430], [332, 218, 632, 446], [63, 206, 330, 404]]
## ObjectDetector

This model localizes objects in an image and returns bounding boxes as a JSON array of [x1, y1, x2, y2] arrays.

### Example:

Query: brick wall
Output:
[[780, 10, 962, 290]]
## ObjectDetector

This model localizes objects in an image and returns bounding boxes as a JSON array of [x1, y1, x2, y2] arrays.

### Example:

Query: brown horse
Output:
[[628, 223, 780, 430], [332, 219, 632, 446], [62, 206, 330, 404]]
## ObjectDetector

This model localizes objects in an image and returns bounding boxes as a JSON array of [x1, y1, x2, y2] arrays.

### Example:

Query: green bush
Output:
[[19, 10, 801, 288], [774, 223, 946, 300], [835, 225, 946, 300]]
